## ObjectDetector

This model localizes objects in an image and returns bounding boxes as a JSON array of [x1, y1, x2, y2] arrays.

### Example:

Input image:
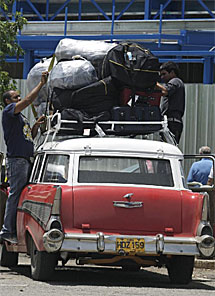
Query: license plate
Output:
[[116, 238, 145, 253]]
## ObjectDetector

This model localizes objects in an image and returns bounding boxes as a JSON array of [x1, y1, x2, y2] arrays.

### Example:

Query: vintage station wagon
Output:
[[0, 136, 215, 283]]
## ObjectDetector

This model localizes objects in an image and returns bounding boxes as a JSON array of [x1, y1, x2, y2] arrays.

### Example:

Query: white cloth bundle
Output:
[[48, 57, 98, 93]]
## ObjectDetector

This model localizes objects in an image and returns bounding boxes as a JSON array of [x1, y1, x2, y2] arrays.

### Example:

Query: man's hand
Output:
[[31, 115, 46, 139], [155, 82, 168, 96], [35, 115, 46, 126], [41, 71, 49, 86]]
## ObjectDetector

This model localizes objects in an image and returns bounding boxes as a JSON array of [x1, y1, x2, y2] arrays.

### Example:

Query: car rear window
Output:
[[78, 156, 174, 187]]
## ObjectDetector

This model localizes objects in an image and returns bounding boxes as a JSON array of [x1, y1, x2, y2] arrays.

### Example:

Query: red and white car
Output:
[[0, 137, 214, 283]]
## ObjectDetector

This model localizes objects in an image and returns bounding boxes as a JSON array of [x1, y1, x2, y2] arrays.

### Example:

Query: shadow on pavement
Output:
[[3, 264, 215, 291]]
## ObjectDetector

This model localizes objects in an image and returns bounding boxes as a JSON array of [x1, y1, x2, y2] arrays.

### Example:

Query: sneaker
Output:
[[0, 232, 18, 244]]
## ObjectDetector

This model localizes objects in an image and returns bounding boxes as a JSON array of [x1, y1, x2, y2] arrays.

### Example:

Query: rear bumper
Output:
[[59, 232, 215, 257]]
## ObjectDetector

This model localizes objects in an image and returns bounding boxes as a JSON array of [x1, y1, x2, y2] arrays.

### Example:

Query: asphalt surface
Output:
[[195, 258, 215, 269], [1, 255, 215, 296]]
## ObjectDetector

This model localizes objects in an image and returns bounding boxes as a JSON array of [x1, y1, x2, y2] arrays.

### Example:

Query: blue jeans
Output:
[[1, 158, 31, 235]]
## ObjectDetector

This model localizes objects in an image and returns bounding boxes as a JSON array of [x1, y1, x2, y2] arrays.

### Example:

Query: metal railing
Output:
[[1, 1, 214, 21]]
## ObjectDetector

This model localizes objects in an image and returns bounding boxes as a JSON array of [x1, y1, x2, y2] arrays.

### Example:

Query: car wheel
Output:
[[167, 255, 194, 284], [30, 237, 58, 281], [0, 243, 18, 267]]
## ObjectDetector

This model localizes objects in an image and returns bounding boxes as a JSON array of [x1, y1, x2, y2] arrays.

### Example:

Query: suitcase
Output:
[[120, 88, 162, 106], [110, 106, 162, 135]]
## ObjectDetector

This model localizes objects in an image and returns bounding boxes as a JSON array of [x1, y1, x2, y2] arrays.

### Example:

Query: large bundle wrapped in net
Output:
[[48, 56, 98, 94], [55, 38, 117, 72], [26, 57, 54, 106]]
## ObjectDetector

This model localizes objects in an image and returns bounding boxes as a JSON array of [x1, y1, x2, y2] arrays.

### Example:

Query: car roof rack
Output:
[[38, 111, 177, 150]]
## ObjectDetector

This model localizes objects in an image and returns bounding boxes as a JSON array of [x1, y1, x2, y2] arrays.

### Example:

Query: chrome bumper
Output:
[[60, 232, 215, 257]]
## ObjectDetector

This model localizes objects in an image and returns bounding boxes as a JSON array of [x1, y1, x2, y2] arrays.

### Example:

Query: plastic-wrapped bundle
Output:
[[26, 57, 54, 106], [55, 38, 117, 70], [48, 57, 98, 94]]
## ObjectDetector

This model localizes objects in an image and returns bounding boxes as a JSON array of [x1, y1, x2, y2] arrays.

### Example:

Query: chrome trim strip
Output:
[[113, 201, 143, 208]]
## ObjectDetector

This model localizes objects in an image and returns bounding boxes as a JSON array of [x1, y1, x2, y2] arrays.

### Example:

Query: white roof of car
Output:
[[39, 137, 183, 158]]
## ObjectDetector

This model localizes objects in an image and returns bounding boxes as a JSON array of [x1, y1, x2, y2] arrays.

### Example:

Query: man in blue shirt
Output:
[[187, 146, 212, 185], [0, 71, 48, 244]]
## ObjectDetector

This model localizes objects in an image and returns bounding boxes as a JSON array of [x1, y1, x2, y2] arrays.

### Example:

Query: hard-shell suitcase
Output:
[[110, 106, 162, 135]]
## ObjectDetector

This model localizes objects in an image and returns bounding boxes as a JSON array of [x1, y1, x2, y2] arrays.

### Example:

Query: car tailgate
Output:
[[73, 185, 182, 233]]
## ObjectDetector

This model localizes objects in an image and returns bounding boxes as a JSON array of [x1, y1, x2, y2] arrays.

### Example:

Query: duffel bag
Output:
[[101, 42, 160, 90], [71, 76, 119, 114], [51, 76, 119, 115]]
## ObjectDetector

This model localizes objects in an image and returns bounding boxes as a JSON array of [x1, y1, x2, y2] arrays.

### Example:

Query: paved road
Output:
[[0, 255, 215, 296]]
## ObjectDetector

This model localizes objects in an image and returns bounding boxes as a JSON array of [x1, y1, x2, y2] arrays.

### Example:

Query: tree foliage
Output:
[[0, 0, 12, 11], [0, 0, 27, 108]]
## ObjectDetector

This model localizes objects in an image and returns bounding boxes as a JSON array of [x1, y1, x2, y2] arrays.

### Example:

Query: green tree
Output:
[[0, 0, 27, 108]]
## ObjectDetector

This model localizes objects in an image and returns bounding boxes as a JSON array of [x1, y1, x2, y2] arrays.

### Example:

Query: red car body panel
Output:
[[60, 186, 74, 232], [73, 186, 182, 234], [181, 190, 203, 236], [17, 184, 58, 251], [15, 184, 205, 251]]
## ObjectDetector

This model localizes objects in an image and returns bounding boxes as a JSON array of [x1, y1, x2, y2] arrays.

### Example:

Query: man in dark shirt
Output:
[[156, 62, 185, 144], [0, 71, 48, 244]]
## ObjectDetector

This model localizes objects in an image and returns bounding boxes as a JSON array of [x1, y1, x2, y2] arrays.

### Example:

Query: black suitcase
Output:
[[110, 106, 162, 135]]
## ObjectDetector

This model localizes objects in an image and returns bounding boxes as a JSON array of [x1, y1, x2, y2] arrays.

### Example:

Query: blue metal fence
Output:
[[3, 1, 214, 21]]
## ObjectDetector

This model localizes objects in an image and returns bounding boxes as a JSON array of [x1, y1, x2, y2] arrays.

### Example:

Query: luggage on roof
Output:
[[101, 42, 160, 90], [120, 88, 162, 106], [55, 38, 117, 74], [51, 76, 119, 115], [27, 57, 54, 106], [48, 56, 98, 95], [110, 106, 162, 135]]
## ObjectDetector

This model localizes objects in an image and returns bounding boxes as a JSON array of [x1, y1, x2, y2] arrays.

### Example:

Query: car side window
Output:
[[41, 154, 69, 183], [31, 154, 44, 183]]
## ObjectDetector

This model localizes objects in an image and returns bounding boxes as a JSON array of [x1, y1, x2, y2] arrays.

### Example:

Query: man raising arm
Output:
[[0, 71, 48, 244]]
